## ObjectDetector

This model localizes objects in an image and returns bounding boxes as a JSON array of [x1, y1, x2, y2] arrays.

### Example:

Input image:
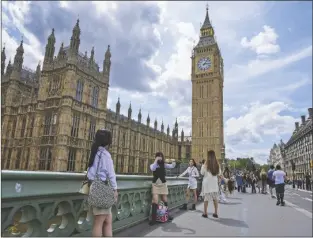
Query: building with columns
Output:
[[1, 20, 182, 174], [191, 6, 225, 163], [268, 140, 285, 169], [284, 108, 313, 178]]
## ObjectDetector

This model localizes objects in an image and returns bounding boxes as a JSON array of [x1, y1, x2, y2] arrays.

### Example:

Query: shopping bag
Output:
[[156, 203, 168, 223]]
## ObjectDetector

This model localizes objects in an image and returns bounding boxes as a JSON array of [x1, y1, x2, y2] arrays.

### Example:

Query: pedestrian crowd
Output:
[[78, 128, 312, 237]]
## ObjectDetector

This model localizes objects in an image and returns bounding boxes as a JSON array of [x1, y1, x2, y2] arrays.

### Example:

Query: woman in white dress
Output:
[[178, 159, 199, 210], [200, 150, 220, 218]]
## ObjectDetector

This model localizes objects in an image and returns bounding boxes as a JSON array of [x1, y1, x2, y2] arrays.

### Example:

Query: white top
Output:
[[178, 166, 199, 185], [273, 170, 286, 185], [200, 165, 219, 193], [87, 147, 117, 190]]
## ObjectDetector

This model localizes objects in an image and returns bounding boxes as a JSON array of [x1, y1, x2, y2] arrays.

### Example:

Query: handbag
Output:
[[87, 151, 115, 209], [79, 174, 90, 195]]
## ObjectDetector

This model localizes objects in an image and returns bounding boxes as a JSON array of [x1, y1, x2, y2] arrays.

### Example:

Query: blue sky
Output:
[[2, 1, 312, 164]]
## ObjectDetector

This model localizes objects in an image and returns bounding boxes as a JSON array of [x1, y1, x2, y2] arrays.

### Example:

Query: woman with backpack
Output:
[[149, 152, 176, 226]]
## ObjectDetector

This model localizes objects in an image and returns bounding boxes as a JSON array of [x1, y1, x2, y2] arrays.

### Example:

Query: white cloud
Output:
[[225, 101, 296, 145], [226, 45, 312, 84], [2, 1, 311, 164], [241, 25, 280, 55]]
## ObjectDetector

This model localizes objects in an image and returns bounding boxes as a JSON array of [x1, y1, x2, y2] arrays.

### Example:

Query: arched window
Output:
[[91, 86, 99, 108], [20, 116, 27, 138], [75, 80, 84, 102]]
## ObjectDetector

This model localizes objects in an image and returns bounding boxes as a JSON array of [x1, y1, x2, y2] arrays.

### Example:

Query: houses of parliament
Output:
[[1, 7, 224, 174]]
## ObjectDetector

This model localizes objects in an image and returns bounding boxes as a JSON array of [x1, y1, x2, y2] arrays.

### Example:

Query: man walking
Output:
[[267, 165, 275, 198]]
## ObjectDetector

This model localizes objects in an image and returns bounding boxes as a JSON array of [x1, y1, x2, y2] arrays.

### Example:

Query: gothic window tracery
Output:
[[91, 86, 99, 108], [88, 117, 96, 141], [75, 80, 84, 102], [39, 147, 52, 170], [67, 147, 77, 171], [71, 112, 80, 137], [20, 116, 27, 138]]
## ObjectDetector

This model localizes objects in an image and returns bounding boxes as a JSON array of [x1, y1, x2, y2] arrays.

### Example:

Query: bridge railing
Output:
[[1, 170, 191, 237]]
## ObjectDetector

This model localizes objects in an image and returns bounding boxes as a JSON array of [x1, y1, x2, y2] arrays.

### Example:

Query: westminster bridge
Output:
[[1, 170, 312, 237]]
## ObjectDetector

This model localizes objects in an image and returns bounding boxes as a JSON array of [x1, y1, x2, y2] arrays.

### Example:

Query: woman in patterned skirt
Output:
[[200, 150, 220, 218]]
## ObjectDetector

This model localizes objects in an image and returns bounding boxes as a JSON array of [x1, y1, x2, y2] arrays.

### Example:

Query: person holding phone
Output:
[[149, 152, 176, 226], [178, 159, 199, 210]]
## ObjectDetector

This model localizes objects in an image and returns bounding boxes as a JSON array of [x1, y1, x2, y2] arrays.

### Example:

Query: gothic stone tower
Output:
[[37, 20, 111, 172], [191, 7, 224, 163]]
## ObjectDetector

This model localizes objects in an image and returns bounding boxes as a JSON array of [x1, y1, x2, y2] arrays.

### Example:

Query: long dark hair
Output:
[[190, 159, 197, 167], [88, 129, 112, 167], [206, 150, 220, 176]]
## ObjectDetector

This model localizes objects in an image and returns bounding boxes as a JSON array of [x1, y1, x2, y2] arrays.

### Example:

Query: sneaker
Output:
[[213, 213, 219, 218], [276, 201, 280, 206], [202, 214, 208, 218], [281, 201, 285, 206]]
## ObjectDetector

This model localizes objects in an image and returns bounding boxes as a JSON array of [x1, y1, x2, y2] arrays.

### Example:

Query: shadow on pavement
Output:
[[114, 207, 194, 237], [227, 197, 242, 200], [161, 222, 196, 235], [210, 217, 249, 228], [222, 202, 242, 205]]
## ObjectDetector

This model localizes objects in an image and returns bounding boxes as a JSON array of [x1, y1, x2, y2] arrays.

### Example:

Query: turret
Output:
[[154, 119, 158, 130], [1, 45, 6, 75], [116, 97, 120, 115], [89, 46, 94, 66], [103, 45, 111, 76], [57, 42, 65, 59], [167, 125, 170, 136], [161, 120, 164, 133], [11, 40, 24, 78], [44, 29, 56, 64], [69, 19, 81, 55], [195, 4, 216, 48], [5, 60, 12, 77], [128, 102, 132, 120], [181, 129, 184, 141], [147, 114, 150, 127], [138, 108, 142, 123], [35, 62, 41, 81]]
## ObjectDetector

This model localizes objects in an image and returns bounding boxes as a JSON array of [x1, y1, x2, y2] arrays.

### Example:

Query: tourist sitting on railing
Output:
[[149, 152, 176, 226], [87, 129, 118, 237], [177, 159, 199, 211]]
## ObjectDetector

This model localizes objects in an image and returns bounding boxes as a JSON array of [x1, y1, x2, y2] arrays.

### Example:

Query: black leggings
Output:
[[275, 183, 285, 202]]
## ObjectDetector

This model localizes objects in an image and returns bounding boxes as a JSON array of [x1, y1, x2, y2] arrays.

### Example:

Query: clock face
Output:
[[197, 57, 211, 71]]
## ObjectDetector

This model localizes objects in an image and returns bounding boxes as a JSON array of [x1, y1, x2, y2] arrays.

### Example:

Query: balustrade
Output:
[[1, 170, 193, 237]]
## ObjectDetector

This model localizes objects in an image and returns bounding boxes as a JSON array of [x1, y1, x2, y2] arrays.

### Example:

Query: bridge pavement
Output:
[[78, 188, 312, 237]]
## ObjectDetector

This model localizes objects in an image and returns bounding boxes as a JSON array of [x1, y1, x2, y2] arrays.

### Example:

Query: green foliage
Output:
[[227, 157, 267, 171]]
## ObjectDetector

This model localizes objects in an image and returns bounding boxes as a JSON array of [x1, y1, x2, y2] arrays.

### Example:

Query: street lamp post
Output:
[[291, 160, 296, 189], [221, 146, 225, 171]]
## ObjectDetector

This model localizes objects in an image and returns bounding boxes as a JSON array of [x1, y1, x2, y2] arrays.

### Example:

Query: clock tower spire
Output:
[[191, 5, 224, 165]]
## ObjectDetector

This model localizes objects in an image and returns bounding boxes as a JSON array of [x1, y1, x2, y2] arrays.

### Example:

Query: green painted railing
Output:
[[1, 170, 196, 237]]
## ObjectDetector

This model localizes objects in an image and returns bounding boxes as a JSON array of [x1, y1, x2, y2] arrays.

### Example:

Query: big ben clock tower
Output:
[[191, 6, 225, 164]]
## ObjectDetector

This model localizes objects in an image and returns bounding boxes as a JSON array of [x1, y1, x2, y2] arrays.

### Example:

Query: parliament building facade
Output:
[[1, 8, 222, 173]]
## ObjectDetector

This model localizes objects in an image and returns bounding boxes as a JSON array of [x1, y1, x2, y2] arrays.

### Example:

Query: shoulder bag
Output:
[[87, 151, 115, 209]]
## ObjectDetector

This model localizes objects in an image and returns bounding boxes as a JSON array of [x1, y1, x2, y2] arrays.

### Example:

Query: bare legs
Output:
[[203, 199, 218, 218], [192, 189, 197, 204], [92, 214, 113, 237], [203, 201, 208, 215], [185, 188, 190, 203]]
